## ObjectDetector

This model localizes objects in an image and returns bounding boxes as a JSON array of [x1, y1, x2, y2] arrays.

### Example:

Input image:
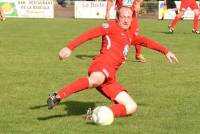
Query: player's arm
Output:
[[132, 36, 168, 54], [105, 0, 114, 20], [136, 0, 144, 5], [59, 25, 109, 60], [134, 0, 144, 13], [132, 36, 178, 63]]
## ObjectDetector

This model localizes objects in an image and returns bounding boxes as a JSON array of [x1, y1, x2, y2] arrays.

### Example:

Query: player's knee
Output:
[[125, 102, 137, 115], [115, 91, 137, 115], [88, 72, 105, 87], [194, 10, 199, 16], [178, 11, 184, 18], [89, 78, 103, 87]]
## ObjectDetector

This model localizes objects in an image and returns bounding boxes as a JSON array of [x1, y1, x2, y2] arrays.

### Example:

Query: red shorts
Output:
[[96, 81, 127, 101], [88, 57, 127, 100], [180, 0, 199, 11]]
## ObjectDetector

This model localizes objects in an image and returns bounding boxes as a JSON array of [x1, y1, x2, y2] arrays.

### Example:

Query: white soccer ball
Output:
[[92, 106, 114, 126]]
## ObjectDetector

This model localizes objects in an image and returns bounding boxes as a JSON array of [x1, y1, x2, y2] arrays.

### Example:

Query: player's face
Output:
[[117, 8, 133, 30]]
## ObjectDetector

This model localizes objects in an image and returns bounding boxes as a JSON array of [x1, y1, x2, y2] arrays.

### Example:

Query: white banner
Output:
[[74, 1, 116, 19], [158, 1, 200, 20], [0, 0, 54, 18]]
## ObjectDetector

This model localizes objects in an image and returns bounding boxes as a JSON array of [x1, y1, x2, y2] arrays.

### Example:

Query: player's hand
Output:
[[134, 3, 141, 13], [166, 51, 179, 63], [59, 47, 72, 60]]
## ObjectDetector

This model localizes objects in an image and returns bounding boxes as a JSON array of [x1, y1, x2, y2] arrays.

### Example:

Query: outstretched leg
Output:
[[47, 72, 105, 109]]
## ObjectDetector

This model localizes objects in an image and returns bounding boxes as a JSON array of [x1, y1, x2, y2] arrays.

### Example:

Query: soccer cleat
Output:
[[192, 29, 200, 34], [135, 54, 147, 63], [168, 25, 174, 33], [85, 108, 93, 121], [47, 93, 61, 110]]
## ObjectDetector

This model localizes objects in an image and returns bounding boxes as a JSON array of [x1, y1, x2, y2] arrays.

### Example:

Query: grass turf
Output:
[[0, 18, 200, 134]]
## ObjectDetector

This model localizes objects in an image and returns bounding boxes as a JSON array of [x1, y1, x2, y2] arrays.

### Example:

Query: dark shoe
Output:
[[192, 29, 200, 34], [168, 25, 174, 33], [47, 93, 60, 110]]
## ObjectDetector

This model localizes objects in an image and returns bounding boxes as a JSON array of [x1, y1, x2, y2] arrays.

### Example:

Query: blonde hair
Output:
[[116, 6, 133, 19]]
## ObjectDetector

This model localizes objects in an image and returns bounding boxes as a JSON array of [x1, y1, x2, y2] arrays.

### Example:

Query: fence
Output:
[[55, 0, 159, 19]]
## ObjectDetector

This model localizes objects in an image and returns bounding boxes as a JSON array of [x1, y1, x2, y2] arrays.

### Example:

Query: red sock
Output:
[[193, 15, 199, 31], [135, 44, 142, 57], [111, 104, 127, 117], [171, 16, 180, 29], [57, 77, 89, 99]]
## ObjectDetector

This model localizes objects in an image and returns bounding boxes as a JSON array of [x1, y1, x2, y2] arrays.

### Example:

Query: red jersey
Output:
[[67, 21, 168, 69], [68, 21, 133, 69]]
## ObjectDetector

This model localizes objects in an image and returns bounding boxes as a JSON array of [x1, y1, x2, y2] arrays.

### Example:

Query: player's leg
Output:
[[175, 8, 179, 15], [47, 77, 90, 109], [168, 10, 184, 32], [47, 72, 105, 109], [168, 2, 186, 33], [161, 6, 167, 20], [47, 59, 109, 109], [57, 72, 105, 98], [192, 9, 200, 34], [190, 2, 200, 34], [113, 91, 137, 116], [172, 1, 184, 20], [0, 9, 5, 21], [132, 13, 146, 62], [96, 80, 137, 117]]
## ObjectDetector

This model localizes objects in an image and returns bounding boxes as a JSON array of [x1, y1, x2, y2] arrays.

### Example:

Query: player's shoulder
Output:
[[101, 20, 117, 29]]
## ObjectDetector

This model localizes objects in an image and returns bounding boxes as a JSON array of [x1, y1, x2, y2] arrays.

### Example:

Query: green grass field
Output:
[[0, 18, 200, 134]]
